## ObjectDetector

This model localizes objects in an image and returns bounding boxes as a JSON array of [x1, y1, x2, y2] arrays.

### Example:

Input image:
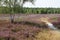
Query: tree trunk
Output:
[[10, 14, 14, 23]]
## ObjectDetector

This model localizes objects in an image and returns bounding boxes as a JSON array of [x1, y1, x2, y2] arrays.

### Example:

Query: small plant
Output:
[[11, 27, 21, 32], [52, 17, 58, 21]]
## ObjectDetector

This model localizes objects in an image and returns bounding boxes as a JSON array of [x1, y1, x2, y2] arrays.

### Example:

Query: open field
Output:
[[0, 14, 60, 40]]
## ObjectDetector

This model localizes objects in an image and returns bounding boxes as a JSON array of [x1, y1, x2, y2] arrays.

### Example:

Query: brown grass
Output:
[[34, 29, 60, 40]]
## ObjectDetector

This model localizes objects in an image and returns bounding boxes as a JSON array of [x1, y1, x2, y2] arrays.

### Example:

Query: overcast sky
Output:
[[23, 0, 60, 8]]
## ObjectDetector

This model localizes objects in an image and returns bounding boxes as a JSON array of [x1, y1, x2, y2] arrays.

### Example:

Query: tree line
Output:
[[0, 7, 60, 14], [23, 8, 60, 14]]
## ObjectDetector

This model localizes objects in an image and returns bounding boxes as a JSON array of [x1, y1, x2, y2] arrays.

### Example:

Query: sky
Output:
[[23, 0, 60, 8]]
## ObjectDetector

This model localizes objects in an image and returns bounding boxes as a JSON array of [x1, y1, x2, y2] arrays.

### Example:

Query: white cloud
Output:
[[23, 2, 35, 8], [23, 0, 60, 8]]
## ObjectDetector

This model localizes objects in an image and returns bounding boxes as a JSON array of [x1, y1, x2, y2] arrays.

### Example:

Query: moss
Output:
[[0, 37, 16, 40], [0, 37, 6, 40]]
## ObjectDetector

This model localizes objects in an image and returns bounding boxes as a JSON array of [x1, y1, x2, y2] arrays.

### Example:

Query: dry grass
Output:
[[34, 29, 60, 40]]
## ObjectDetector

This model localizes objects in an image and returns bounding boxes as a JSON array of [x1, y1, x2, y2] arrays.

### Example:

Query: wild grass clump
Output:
[[34, 29, 60, 40]]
